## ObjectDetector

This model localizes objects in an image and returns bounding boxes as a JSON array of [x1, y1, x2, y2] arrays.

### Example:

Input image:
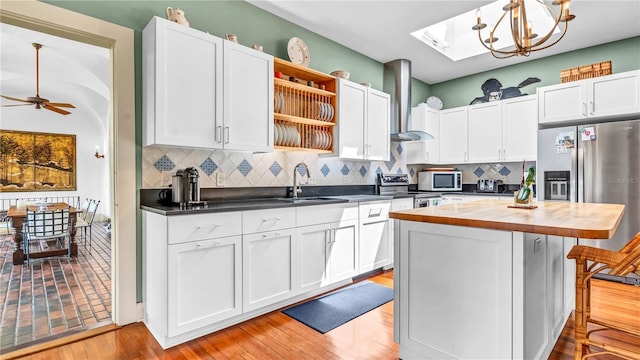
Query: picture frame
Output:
[[0, 129, 76, 192]]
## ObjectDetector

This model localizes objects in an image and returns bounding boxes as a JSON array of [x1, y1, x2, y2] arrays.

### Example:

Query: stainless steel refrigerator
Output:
[[537, 119, 640, 251]]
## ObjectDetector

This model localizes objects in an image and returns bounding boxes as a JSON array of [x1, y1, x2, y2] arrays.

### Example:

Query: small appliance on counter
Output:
[[172, 167, 207, 208], [377, 173, 442, 208], [476, 179, 504, 193], [418, 170, 462, 192]]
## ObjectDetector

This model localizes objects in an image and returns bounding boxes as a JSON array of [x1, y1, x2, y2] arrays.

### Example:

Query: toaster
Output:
[[477, 179, 503, 193]]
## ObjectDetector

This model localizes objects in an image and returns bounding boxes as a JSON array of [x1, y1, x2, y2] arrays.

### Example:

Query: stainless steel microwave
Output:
[[418, 171, 462, 191]]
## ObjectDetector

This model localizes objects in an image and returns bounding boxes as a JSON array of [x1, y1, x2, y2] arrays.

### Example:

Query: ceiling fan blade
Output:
[[46, 102, 76, 108], [43, 104, 71, 115], [1, 95, 33, 103], [2, 103, 34, 107]]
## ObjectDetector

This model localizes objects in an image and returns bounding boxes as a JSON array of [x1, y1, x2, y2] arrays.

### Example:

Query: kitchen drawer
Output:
[[168, 212, 242, 245], [359, 200, 391, 221], [296, 203, 359, 227], [242, 207, 296, 234]]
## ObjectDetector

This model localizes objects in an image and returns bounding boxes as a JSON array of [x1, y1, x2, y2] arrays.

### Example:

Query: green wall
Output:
[[40, 1, 640, 302], [431, 37, 640, 109]]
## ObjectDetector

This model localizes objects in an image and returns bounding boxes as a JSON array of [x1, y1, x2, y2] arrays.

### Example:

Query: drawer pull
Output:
[[368, 208, 383, 217], [262, 217, 280, 222], [197, 224, 220, 231], [261, 232, 281, 240], [197, 241, 220, 249]]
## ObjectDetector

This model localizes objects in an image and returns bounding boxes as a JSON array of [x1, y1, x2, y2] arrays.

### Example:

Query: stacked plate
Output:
[[274, 91, 285, 113], [306, 129, 332, 150], [311, 101, 334, 122], [274, 123, 301, 147]]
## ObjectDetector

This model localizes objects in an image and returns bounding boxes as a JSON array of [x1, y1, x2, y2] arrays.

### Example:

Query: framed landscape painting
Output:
[[0, 130, 76, 192]]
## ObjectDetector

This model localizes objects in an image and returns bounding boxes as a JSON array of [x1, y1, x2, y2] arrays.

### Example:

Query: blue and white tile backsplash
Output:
[[142, 144, 535, 188]]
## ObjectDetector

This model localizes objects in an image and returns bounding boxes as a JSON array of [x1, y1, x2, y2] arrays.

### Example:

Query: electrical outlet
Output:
[[307, 177, 315, 185], [343, 175, 349, 184], [217, 172, 225, 187]]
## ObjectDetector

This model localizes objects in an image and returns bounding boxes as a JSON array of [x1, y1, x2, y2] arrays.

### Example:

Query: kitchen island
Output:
[[389, 200, 625, 360]]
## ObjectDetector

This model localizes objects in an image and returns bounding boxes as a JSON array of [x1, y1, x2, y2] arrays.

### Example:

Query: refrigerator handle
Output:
[[576, 144, 583, 203]]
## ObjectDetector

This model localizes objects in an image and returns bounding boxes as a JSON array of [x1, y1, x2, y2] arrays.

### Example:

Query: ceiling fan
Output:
[[1, 43, 75, 115]]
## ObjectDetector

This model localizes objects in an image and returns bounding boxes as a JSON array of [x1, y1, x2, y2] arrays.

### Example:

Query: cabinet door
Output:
[[588, 71, 640, 118], [439, 107, 469, 163], [296, 224, 330, 292], [223, 41, 274, 152], [468, 102, 502, 163], [409, 106, 440, 163], [167, 235, 242, 336], [502, 95, 538, 162], [366, 88, 390, 161], [337, 80, 366, 159], [330, 219, 359, 283], [538, 82, 587, 124], [243, 229, 297, 312], [359, 217, 391, 273], [143, 17, 223, 148]]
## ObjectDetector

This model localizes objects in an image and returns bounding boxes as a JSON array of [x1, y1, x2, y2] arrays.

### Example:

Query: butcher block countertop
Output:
[[389, 199, 625, 239]]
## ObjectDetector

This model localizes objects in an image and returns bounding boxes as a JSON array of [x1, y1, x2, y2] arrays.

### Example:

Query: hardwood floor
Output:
[[3, 270, 638, 359]]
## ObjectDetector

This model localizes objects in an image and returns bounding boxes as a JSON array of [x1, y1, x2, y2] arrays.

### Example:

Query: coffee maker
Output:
[[172, 167, 206, 207]]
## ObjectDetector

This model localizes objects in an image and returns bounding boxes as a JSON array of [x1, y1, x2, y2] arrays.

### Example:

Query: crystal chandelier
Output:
[[472, 0, 576, 59]]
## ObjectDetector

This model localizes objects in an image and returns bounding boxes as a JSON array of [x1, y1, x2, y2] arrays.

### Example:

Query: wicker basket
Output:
[[560, 61, 612, 83]]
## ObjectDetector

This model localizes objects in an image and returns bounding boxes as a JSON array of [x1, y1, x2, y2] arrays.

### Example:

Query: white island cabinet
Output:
[[390, 200, 625, 360]]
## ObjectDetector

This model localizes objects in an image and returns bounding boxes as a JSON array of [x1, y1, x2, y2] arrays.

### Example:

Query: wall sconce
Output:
[[95, 146, 105, 159]]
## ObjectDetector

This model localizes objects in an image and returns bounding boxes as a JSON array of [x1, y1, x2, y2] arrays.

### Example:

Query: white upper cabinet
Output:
[[223, 41, 274, 152], [143, 16, 273, 151], [366, 88, 391, 161], [334, 80, 390, 161], [538, 70, 640, 125], [439, 107, 469, 164], [143, 17, 222, 148], [468, 102, 502, 163], [502, 95, 537, 162], [405, 105, 440, 164]]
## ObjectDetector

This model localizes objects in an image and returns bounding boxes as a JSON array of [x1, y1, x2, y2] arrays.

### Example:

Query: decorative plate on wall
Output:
[[287, 37, 310, 67]]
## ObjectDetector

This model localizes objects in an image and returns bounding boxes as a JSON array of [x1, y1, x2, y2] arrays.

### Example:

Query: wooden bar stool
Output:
[[567, 232, 640, 360]]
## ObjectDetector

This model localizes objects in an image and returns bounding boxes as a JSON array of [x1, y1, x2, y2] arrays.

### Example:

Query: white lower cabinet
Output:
[[359, 201, 391, 273], [242, 229, 297, 312], [167, 235, 242, 337], [144, 200, 381, 349], [297, 219, 359, 292]]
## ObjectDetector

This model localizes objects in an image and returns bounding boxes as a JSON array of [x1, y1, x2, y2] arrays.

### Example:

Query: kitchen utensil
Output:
[[287, 37, 310, 66]]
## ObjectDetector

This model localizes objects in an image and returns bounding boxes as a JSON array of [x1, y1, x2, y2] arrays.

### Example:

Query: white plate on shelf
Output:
[[275, 124, 280, 145], [287, 37, 310, 67], [426, 96, 443, 110]]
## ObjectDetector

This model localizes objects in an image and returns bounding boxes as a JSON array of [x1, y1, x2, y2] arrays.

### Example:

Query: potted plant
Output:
[[515, 164, 535, 206]]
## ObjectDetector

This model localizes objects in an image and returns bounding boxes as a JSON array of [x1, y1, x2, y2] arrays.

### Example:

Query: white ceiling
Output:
[[0, 22, 110, 121], [249, 0, 640, 84]]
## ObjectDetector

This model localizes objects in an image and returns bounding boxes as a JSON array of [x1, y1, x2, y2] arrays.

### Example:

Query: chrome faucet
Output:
[[292, 162, 310, 199]]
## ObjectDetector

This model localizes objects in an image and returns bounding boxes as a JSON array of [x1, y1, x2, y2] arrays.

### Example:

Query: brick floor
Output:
[[0, 222, 112, 352]]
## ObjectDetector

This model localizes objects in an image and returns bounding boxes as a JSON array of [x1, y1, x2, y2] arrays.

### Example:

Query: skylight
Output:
[[410, 0, 561, 61]]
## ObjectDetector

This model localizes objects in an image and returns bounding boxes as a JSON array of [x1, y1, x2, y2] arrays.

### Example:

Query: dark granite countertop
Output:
[[140, 186, 400, 216]]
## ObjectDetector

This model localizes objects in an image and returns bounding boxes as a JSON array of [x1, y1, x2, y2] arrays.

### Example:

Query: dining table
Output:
[[6, 202, 81, 265]]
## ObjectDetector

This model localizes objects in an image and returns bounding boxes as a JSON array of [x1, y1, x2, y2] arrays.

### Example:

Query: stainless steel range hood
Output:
[[383, 59, 434, 142]]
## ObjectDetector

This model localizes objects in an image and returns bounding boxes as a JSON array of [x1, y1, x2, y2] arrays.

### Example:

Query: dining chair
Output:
[[0, 210, 11, 236], [24, 207, 71, 264], [76, 200, 100, 251], [567, 231, 640, 360], [78, 198, 92, 221]]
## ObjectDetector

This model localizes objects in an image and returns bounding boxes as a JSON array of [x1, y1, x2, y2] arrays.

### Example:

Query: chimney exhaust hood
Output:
[[383, 59, 434, 142]]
